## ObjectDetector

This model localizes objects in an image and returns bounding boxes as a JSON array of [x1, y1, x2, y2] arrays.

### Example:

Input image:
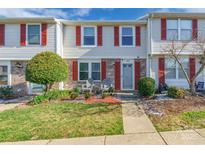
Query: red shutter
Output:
[[192, 19, 198, 40], [114, 26, 119, 46], [97, 26, 103, 46], [76, 26, 81, 46], [189, 57, 196, 82], [161, 18, 167, 40], [135, 60, 141, 90], [20, 24, 26, 46], [158, 57, 165, 85], [72, 60, 78, 81], [101, 59, 106, 80], [115, 59, 121, 90], [41, 23, 47, 46], [135, 26, 141, 46], [0, 24, 5, 46]]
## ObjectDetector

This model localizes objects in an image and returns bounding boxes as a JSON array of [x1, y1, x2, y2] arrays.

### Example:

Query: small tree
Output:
[[26, 51, 68, 92], [161, 37, 205, 95]]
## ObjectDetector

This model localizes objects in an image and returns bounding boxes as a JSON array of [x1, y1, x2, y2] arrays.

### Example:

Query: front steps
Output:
[[114, 92, 139, 103]]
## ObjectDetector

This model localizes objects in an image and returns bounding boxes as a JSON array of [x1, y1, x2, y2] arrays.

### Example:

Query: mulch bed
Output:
[[141, 95, 205, 116], [86, 96, 122, 104]]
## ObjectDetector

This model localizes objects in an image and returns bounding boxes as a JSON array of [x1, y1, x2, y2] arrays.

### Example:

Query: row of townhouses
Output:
[[0, 12, 205, 95]]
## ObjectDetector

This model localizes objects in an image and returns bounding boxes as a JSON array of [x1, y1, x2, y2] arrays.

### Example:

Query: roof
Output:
[[0, 17, 56, 23], [149, 12, 205, 19]]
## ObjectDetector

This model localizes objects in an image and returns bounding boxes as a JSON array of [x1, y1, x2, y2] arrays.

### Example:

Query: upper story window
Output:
[[166, 19, 192, 41], [27, 24, 40, 45], [180, 20, 192, 41], [82, 26, 96, 46], [121, 27, 134, 46], [167, 20, 178, 41]]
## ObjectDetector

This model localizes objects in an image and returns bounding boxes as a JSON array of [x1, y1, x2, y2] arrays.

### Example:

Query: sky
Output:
[[0, 8, 205, 20]]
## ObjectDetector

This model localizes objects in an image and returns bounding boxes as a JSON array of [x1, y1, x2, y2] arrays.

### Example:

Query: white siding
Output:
[[151, 18, 205, 55], [0, 24, 56, 60], [63, 25, 147, 59]]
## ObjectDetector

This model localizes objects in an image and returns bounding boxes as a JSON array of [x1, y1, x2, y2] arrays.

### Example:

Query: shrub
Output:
[[26, 51, 68, 91], [168, 86, 185, 99], [138, 77, 155, 97], [72, 87, 80, 94], [0, 86, 14, 99], [28, 90, 71, 105], [108, 87, 115, 94], [84, 92, 92, 100], [70, 92, 79, 100], [102, 92, 110, 99]]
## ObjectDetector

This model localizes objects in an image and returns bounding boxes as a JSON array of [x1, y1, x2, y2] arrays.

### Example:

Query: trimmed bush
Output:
[[168, 86, 185, 99], [84, 92, 92, 100], [138, 77, 155, 97], [70, 92, 79, 100], [26, 51, 68, 91], [0, 86, 14, 99]]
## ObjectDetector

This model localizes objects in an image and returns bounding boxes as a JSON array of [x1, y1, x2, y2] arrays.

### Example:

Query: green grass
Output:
[[0, 103, 123, 142], [152, 110, 205, 132]]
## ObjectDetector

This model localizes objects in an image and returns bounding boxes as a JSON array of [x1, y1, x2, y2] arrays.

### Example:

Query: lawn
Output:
[[141, 96, 205, 132], [0, 103, 123, 142]]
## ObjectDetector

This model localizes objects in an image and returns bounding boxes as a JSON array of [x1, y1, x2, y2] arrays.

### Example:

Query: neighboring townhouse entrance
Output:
[[121, 59, 134, 90]]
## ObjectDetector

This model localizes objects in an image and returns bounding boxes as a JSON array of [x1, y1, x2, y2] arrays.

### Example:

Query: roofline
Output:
[[149, 12, 205, 18], [59, 19, 147, 25], [0, 17, 56, 23]]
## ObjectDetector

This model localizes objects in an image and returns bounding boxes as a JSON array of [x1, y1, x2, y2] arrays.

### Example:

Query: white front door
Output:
[[122, 63, 134, 90]]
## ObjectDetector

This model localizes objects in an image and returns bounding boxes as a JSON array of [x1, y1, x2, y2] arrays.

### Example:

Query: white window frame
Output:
[[120, 26, 135, 47], [26, 23, 41, 46], [0, 61, 11, 87], [78, 60, 101, 81], [81, 26, 97, 47], [166, 19, 179, 41], [165, 58, 189, 81], [166, 19, 193, 41]]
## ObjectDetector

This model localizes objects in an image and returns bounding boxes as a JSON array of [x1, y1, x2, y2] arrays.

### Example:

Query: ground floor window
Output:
[[165, 58, 189, 80], [79, 61, 101, 81], [0, 65, 8, 85]]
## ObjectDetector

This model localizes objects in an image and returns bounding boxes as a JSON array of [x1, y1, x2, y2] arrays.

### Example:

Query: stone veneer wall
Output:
[[11, 61, 28, 96], [63, 59, 146, 91]]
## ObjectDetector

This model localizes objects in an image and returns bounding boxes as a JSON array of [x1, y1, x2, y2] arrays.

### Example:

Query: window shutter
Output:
[[161, 18, 167, 40], [0, 24, 5, 46], [192, 19, 198, 40], [72, 60, 78, 81], [135, 26, 141, 46], [114, 26, 119, 46], [20, 24, 26, 46], [115, 59, 121, 90], [97, 26, 103, 46], [41, 23, 47, 46], [76, 26, 81, 46], [135, 60, 141, 90], [101, 59, 106, 80], [158, 57, 165, 85], [189, 57, 196, 82]]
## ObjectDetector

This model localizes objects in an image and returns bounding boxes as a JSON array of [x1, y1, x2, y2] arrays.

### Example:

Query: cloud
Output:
[[0, 8, 93, 19], [70, 8, 92, 17]]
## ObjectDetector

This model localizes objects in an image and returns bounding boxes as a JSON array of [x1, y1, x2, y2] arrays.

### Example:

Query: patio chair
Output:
[[101, 78, 113, 92], [195, 81, 204, 92], [81, 78, 94, 93]]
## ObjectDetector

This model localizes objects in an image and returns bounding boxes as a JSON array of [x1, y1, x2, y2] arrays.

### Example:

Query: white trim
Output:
[[26, 23, 41, 46], [81, 25, 97, 47], [119, 26, 135, 47], [0, 60, 11, 86], [78, 59, 101, 81], [121, 59, 134, 90]]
